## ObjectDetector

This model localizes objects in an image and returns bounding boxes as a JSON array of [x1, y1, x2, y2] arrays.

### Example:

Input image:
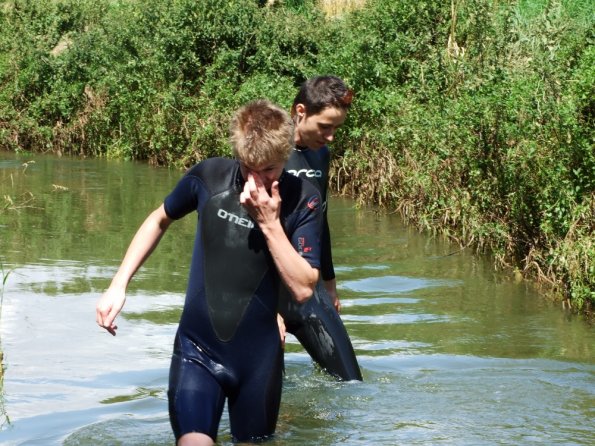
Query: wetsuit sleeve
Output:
[[320, 213, 335, 281], [163, 166, 204, 220], [320, 147, 335, 281], [288, 200, 323, 271]]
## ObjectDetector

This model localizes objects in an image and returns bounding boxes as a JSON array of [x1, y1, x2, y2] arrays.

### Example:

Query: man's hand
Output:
[[239, 173, 281, 228], [96, 287, 126, 336], [324, 279, 341, 313], [277, 314, 287, 348]]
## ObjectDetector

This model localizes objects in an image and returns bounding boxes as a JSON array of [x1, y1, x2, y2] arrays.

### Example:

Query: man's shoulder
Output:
[[186, 157, 235, 177], [280, 169, 317, 189], [279, 172, 322, 211]]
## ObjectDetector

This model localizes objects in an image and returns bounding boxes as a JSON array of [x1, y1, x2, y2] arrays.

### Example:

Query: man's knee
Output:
[[177, 432, 214, 446]]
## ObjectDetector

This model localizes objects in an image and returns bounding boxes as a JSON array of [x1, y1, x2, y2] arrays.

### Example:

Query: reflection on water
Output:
[[0, 152, 593, 445], [341, 275, 460, 294]]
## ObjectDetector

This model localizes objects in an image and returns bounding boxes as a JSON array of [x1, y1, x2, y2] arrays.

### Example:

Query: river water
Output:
[[0, 151, 593, 445]]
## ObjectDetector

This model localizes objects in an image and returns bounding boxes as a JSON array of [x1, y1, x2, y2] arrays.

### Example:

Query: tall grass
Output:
[[324, 0, 594, 313], [319, 0, 366, 17], [0, 258, 9, 425]]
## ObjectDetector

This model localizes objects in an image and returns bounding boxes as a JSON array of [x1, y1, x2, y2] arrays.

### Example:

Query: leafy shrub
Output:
[[0, 0, 593, 311]]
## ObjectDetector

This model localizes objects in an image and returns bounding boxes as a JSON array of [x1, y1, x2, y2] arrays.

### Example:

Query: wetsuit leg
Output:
[[168, 351, 226, 442], [227, 344, 284, 442], [282, 281, 362, 381]]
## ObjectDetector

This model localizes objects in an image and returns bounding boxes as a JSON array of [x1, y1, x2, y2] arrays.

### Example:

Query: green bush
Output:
[[0, 0, 593, 312]]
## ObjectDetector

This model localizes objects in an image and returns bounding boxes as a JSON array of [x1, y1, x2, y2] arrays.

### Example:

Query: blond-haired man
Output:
[[96, 100, 322, 445]]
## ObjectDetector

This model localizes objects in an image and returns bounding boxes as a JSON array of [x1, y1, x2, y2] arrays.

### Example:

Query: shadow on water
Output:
[[0, 152, 593, 445]]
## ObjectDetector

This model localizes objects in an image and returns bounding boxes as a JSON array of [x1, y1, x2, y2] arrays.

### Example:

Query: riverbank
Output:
[[0, 0, 593, 313]]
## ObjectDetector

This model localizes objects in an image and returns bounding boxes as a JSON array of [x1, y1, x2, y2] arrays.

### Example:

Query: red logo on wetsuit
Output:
[[307, 196, 320, 210], [298, 237, 313, 255]]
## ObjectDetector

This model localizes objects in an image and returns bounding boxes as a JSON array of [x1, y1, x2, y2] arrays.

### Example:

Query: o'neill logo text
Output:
[[287, 169, 322, 178], [217, 209, 254, 228]]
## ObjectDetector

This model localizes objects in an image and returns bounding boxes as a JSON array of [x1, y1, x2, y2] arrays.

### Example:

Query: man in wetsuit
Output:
[[278, 75, 363, 381], [96, 100, 323, 445]]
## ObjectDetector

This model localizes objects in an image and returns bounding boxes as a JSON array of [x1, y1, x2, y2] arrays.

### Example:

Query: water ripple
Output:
[[340, 275, 459, 294], [342, 313, 451, 324]]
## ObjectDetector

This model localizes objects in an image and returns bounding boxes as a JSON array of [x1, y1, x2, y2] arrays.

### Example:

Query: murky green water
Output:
[[0, 151, 593, 445]]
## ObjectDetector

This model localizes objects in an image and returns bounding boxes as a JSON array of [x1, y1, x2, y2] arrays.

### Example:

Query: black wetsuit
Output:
[[163, 158, 322, 442], [283, 146, 362, 381]]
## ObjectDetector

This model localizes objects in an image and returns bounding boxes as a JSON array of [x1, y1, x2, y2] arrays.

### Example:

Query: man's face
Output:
[[294, 105, 347, 150], [239, 160, 285, 192]]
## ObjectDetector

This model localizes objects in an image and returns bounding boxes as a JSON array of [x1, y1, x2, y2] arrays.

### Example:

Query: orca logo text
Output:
[[287, 169, 322, 178]]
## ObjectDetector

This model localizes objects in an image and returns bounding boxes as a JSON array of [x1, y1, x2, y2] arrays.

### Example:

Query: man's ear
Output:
[[295, 103, 307, 118]]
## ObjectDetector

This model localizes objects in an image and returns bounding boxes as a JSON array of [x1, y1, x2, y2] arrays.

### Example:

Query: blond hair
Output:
[[230, 100, 294, 166]]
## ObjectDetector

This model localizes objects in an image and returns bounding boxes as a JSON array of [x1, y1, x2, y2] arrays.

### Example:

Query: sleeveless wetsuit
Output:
[[163, 158, 322, 442], [283, 146, 362, 381]]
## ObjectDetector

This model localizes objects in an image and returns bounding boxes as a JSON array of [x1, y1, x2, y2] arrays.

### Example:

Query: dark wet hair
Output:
[[291, 76, 353, 118]]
